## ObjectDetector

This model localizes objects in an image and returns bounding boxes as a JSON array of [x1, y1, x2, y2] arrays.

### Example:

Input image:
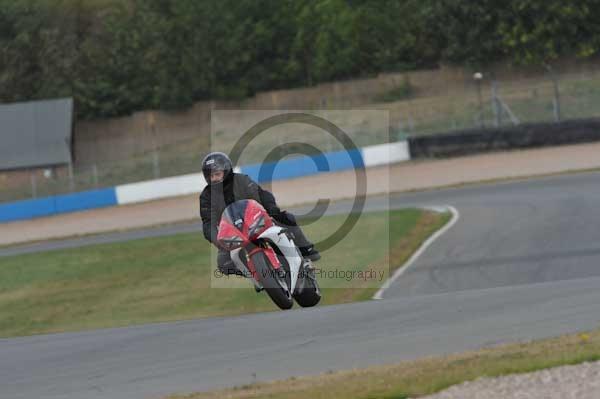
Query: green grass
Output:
[[165, 329, 600, 399], [373, 76, 416, 103], [0, 208, 450, 337]]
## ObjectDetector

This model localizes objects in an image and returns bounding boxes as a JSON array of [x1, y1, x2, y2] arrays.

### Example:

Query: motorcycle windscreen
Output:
[[221, 200, 251, 233]]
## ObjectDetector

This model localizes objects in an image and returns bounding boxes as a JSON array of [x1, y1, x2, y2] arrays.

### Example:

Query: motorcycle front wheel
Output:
[[250, 250, 294, 310]]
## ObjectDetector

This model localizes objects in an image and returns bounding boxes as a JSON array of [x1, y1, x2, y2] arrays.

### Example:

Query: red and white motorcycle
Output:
[[216, 199, 321, 310]]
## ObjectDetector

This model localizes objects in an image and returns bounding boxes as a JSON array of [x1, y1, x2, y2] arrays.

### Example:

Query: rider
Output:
[[199, 152, 321, 279]]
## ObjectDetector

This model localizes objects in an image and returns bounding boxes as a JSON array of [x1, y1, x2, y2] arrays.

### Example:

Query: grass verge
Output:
[[165, 329, 600, 399], [0, 208, 450, 337]]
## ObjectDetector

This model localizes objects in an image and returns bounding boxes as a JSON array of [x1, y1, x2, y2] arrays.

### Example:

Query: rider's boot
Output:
[[299, 245, 321, 262], [287, 225, 321, 262]]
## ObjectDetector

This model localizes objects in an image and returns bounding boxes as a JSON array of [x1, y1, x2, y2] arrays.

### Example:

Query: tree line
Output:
[[0, 0, 598, 119]]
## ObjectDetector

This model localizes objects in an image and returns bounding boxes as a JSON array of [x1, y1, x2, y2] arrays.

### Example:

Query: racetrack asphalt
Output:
[[3, 171, 600, 399]]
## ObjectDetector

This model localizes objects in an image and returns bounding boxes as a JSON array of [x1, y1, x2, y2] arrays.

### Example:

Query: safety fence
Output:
[[0, 141, 410, 223]]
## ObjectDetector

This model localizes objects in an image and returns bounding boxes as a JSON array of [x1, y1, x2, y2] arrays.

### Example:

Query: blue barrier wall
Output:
[[0, 197, 57, 223], [54, 188, 117, 214], [241, 149, 364, 183], [0, 188, 117, 223], [1, 144, 398, 223]]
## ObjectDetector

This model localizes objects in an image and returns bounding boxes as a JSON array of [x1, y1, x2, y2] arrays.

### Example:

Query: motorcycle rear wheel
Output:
[[293, 263, 321, 307]]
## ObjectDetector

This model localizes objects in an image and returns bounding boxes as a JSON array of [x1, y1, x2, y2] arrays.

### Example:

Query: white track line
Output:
[[372, 205, 460, 300]]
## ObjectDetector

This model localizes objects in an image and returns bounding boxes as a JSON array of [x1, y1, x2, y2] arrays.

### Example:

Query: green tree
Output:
[[0, 0, 49, 102], [426, 0, 507, 67], [3, 0, 600, 120], [351, 0, 435, 72], [498, 0, 600, 65]]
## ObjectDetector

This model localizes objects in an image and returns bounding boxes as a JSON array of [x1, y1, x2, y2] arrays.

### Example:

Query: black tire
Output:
[[251, 251, 294, 310], [293, 266, 321, 307]]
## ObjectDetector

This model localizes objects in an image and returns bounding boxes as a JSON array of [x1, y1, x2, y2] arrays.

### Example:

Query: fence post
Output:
[[30, 173, 37, 198], [92, 164, 99, 188], [68, 163, 75, 192], [397, 120, 404, 141], [474, 72, 484, 128], [408, 115, 415, 133], [491, 80, 502, 127], [148, 112, 161, 179], [153, 151, 160, 179], [545, 64, 561, 122]]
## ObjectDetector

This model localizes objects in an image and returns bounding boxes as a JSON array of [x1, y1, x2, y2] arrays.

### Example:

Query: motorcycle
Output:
[[216, 199, 321, 310]]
